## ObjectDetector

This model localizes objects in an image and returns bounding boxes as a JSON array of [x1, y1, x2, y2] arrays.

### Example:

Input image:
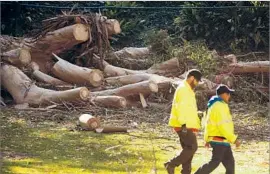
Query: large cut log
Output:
[[30, 62, 70, 86], [30, 24, 90, 72], [92, 80, 158, 97], [105, 74, 152, 85], [105, 73, 175, 92], [146, 57, 186, 77], [93, 54, 145, 77], [105, 19, 121, 36], [1, 64, 89, 106], [52, 53, 104, 87], [1, 48, 31, 66], [225, 61, 269, 73], [90, 96, 127, 108], [30, 24, 89, 55], [103, 60, 145, 77], [0, 24, 90, 73], [105, 47, 150, 70]]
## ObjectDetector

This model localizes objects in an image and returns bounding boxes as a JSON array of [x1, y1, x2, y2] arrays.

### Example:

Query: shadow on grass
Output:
[[0, 112, 158, 174]]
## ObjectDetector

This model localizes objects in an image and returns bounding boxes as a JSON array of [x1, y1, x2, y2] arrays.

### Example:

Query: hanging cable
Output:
[[0, 2, 269, 10]]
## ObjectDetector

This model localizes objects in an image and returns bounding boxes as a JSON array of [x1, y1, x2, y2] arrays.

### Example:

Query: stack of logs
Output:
[[1, 14, 269, 109]]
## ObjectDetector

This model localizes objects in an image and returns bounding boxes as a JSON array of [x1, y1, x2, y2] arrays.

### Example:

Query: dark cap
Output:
[[216, 84, 235, 95], [187, 69, 202, 81]]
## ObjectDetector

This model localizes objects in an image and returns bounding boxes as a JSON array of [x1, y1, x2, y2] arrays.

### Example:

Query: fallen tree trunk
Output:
[[102, 60, 145, 77], [52, 53, 104, 87], [225, 61, 269, 73], [112, 47, 150, 59], [92, 80, 158, 97], [1, 64, 90, 106], [105, 74, 152, 85], [30, 24, 90, 72], [30, 24, 89, 55], [30, 62, 70, 86], [90, 96, 127, 108], [105, 47, 150, 70], [105, 19, 121, 36], [146, 57, 186, 77], [0, 24, 90, 73], [1, 48, 31, 66]]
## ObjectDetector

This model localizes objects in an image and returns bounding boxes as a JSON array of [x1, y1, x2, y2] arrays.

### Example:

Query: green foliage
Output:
[[1, 2, 269, 52], [143, 29, 172, 58], [173, 1, 269, 52], [171, 40, 218, 76]]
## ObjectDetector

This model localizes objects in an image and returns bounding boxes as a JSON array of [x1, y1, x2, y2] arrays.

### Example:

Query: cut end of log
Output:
[[80, 87, 90, 101], [106, 19, 121, 35], [89, 70, 104, 87], [149, 80, 159, 93], [30, 62, 40, 71], [73, 24, 89, 41], [2, 48, 31, 66], [19, 49, 31, 65], [119, 98, 127, 107]]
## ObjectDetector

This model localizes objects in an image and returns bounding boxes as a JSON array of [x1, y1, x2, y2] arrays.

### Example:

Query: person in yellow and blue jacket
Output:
[[195, 84, 241, 174], [164, 69, 202, 174]]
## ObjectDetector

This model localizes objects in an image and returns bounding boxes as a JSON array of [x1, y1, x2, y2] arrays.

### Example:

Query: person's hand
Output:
[[205, 142, 210, 148], [181, 124, 187, 135], [235, 139, 241, 148]]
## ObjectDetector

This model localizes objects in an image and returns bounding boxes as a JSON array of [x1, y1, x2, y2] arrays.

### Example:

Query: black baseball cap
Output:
[[216, 84, 235, 95], [187, 69, 202, 81]]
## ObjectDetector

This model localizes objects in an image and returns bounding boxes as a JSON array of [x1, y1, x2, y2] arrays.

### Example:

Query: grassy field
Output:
[[1, 104, 269, 174]]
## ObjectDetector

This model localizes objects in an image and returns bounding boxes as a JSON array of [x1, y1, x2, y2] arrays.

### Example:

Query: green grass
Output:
[[1, 109, 269, 174]]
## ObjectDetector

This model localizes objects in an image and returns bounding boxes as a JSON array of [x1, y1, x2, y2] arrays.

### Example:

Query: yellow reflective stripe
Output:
[[207, 119, 233, 126]]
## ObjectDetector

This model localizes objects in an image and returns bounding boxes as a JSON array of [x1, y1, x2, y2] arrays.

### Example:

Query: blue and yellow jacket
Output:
[[204, 95, 237, 146]]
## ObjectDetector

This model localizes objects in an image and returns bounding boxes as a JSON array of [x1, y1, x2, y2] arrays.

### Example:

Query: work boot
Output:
[[164, 162, 175, 174]]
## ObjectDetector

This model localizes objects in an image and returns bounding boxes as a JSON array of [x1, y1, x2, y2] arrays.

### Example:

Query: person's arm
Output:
[[175, 88, 187, 125]]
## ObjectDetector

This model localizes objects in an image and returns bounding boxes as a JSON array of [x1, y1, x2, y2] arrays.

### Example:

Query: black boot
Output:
[[164, 162, 175, 174]]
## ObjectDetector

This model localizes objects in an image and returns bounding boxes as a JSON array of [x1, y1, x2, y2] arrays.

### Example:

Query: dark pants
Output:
[[194, 143, 235, 174], [166, 129, 198, 174]]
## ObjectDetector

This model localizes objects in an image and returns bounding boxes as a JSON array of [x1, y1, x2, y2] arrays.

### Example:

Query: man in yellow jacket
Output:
[[194, 84, 241, 174], [165, 69, 202, 174]]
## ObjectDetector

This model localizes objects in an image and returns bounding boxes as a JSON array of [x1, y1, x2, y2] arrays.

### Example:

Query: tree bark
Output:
[[92, 80, 158, 98], [103, 60, 145, 77], [30, 62, 70, 86], [105, 73, 177, 95], [224, 61, 269, 73], [1, 64, 89, 106], [112, 47, 150, 59], [52, 53, 104, 87], [146, 57, 186, 77], [105, 74, 152, 85], [30, 24, 89, 55], [90, 96, 127, 108]]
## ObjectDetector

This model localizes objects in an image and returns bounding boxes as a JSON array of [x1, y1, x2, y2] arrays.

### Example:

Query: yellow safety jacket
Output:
[[169, 81, 200, 129], [204, 98, 237, 144]]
